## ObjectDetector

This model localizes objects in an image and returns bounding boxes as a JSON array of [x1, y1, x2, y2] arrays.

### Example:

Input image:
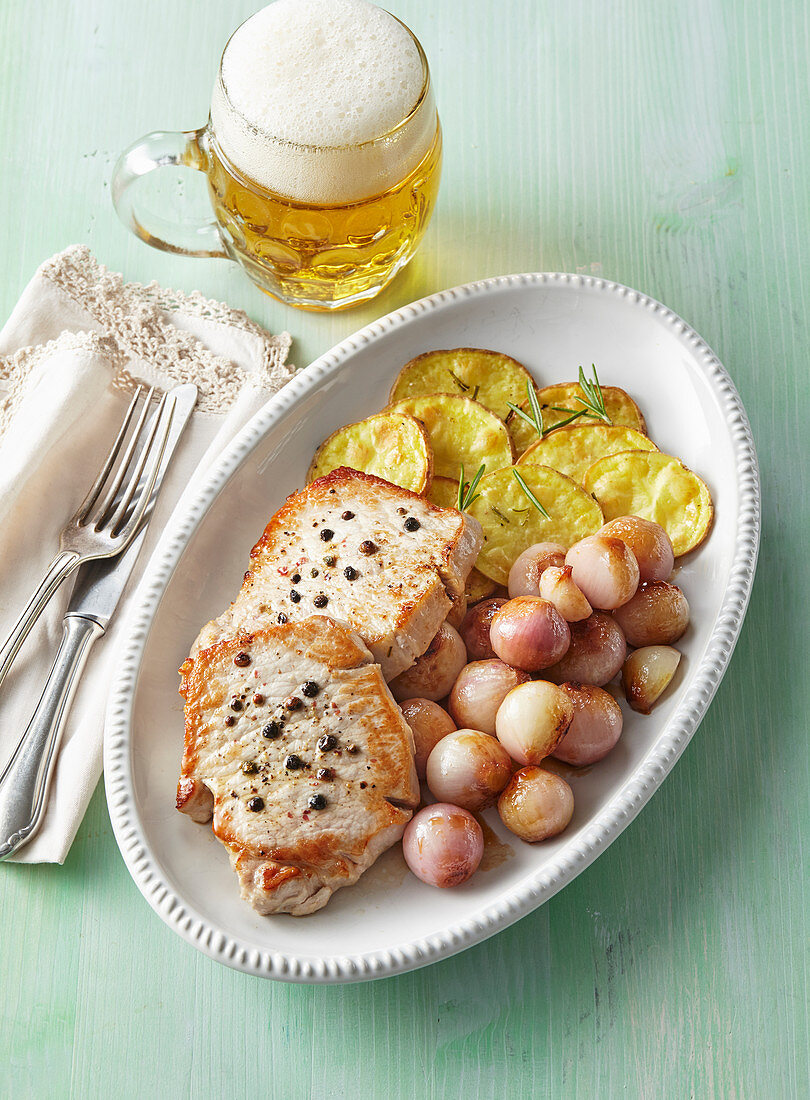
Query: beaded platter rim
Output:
[[104, 272, 760, 983]]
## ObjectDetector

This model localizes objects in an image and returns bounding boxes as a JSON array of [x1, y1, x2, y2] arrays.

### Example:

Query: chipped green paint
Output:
[[1, 0, 808, 1097]]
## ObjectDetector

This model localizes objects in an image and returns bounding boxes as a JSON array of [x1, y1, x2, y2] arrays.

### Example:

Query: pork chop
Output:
[[177, 616, 420, 916], [191, 467, 483, 680]]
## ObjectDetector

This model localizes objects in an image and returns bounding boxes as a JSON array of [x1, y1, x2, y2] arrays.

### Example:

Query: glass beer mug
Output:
[[112, 0, 442, 311]]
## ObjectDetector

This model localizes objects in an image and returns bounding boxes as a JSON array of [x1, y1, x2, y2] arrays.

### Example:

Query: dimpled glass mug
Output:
[[112, 0, 442, 311]]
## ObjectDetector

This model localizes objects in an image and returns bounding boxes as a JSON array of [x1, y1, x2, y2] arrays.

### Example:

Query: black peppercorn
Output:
[[224, 715, 235, 728], [324, 555, 337, 567], [341, 511, 355, 520], [230, 699, 243, 711], [285, 696, 303, 711], [291, 573, 301, 583], [262, 722, 280, 739], [277, 612, 288, 624], [247, 796, 265, 812], [404, 517, 421, 532], [316, 767, 335, 781], [346, 743, 360, 754], [343, 566, 358, 580], [359, 540, 377, 555], [233, 651, 251, 667], [317, 734, 337, 752], [285, 754, 305, 770], [242, 760, 259, 775], [310, 568, 319, 577], [308, 794, 327, 810], [313, 594, 328, 608], [320, 529, 334, 541], [302, 681, 320, 697], [290, 589, 301, 603]]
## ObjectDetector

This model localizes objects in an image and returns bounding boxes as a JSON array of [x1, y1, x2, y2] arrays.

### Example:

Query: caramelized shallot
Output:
[[390, 623, 467, 702], [554, 683, 623, 765], [459, 598, 507, 661], [426, 729, 513, 811], [448, 660, 530, 734], [622, 645, 681, 713], [399, 698, 457, 780], [495, 680, 574, 765], [546, 612, 627, 687], [489, 596, 570, 671], [566, 535, 639, 610], [538, 565, 592, 622], [507, 542, 567, 598], [612, 581, 689, 647], [497, 767, 574, 842], [599, 516, 675, 582], [402, 804, 484, 888]]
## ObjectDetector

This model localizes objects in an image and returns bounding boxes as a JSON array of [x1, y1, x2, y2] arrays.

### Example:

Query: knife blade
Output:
[[0, 381, 197, 859]]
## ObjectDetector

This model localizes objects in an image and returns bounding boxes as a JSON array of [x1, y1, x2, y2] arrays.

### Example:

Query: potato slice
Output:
[[583, 450, 714, 556], [465, 567, 501, 603], [508, 383, 646, 456], [518, 424, 658, 485], [425, 474, 460, 510], [307, 412, 432, 493], [389, 393, 514, 480], [390, 348, 535, 422], [467, 465, 604, 584]]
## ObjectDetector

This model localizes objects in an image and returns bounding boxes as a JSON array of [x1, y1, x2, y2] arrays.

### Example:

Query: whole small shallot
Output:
[[495, 680, 574, 765], [612, 581, 689, 647], [497, 767, 574, 842], [489, 596, 570, 671], [566, 535, 639, 610], [399, 698, 456, 780], [402, 803, 484, 888], [426, 729, 513, 811], [459, 598, 507, 661], [553, 683, 623, 766], [546, 612, 627, 687], [390, 623, 467, 702], [448, 659, 530, 735], [508, 542, 567, 598], [599, 516, 674, 582]]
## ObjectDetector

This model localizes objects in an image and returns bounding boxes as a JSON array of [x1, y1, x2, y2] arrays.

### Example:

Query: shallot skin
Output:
[[508, 542, 567, 598], [390, 623, 467, 702], [599, 516, 675, 582], [448, 659, 530, 734], [489, 596, 571, 671], [498, 767, 574, 842], [399, 698, 457, 780], [546, 612, 627, 687], [402, 804, 484, 888], [460, 598, 507, 661], [612, 581, 689, 647], [426, 729, 513, 811], [553, 683, 623, 766]]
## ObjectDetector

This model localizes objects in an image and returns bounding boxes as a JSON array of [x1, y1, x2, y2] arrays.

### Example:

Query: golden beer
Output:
[[206, 0, 442, 309], [206, 125, 442, 310]]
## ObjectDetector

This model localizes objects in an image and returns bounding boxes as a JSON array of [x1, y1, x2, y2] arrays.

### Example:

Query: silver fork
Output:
[[0, 385, 174, 693]]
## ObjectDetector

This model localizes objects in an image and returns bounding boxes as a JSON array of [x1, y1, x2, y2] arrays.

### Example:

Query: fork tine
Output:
[[89, 386, 156, 527], [74, 386, 143, 524], [108, 391, 175, 537]]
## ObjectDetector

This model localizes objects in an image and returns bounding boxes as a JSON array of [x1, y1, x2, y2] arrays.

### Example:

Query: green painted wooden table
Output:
[[1, 1, 808, 1096]]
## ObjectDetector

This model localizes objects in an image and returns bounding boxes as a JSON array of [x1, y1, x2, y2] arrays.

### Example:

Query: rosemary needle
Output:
[[512, 469, 551, 520]]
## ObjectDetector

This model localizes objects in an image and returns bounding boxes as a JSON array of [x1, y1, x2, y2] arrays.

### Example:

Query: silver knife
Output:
[[0, 382, 197, 859]]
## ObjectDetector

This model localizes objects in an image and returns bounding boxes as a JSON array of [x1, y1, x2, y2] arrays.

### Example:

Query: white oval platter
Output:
[[104, 273, 760, 983]]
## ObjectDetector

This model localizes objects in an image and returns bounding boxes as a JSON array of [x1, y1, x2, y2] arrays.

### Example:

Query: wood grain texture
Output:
[[1, 0, 808, 1096]]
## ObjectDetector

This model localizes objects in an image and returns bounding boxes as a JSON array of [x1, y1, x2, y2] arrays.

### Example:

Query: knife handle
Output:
[[0, 614, 103, 860]]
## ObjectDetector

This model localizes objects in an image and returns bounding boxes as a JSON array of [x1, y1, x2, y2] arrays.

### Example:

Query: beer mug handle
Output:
[[111, 127, 228, 259]]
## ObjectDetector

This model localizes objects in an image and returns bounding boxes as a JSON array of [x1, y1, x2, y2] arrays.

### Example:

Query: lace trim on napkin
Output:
[[36, 245, 295, 413], [0, 331, 121, 435]]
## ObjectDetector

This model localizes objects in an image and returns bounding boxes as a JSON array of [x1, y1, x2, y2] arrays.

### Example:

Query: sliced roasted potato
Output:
[[390, 348, 535, 422], [425, 474, 460, 510], [508, 383, 647, 456], [465, 567, 500, 603], [307, 412, 432, 493], [388, 393, 514, 480], [467, 465, 604, 584], [583, 450, 714, 556], [518, 424, 658, 485]]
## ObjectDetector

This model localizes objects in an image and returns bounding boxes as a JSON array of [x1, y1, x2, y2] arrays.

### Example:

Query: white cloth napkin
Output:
[[0, 245, 295, 863]]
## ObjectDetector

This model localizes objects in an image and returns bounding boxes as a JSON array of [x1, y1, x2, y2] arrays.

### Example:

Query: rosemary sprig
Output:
[[457, 462, 486, 510], [506, 380, 545, 440], [512, 469, 551, 520], [573, 364, 612, 424], [448, 369, 470, 392]]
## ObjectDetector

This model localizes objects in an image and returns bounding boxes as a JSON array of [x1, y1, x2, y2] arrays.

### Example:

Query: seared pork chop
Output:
[[191, 467, 482, 680], [177, 616, 419, 916]]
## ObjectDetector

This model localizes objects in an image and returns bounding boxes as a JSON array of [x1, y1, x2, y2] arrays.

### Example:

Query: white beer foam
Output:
[[211, 0, 435, 205]]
